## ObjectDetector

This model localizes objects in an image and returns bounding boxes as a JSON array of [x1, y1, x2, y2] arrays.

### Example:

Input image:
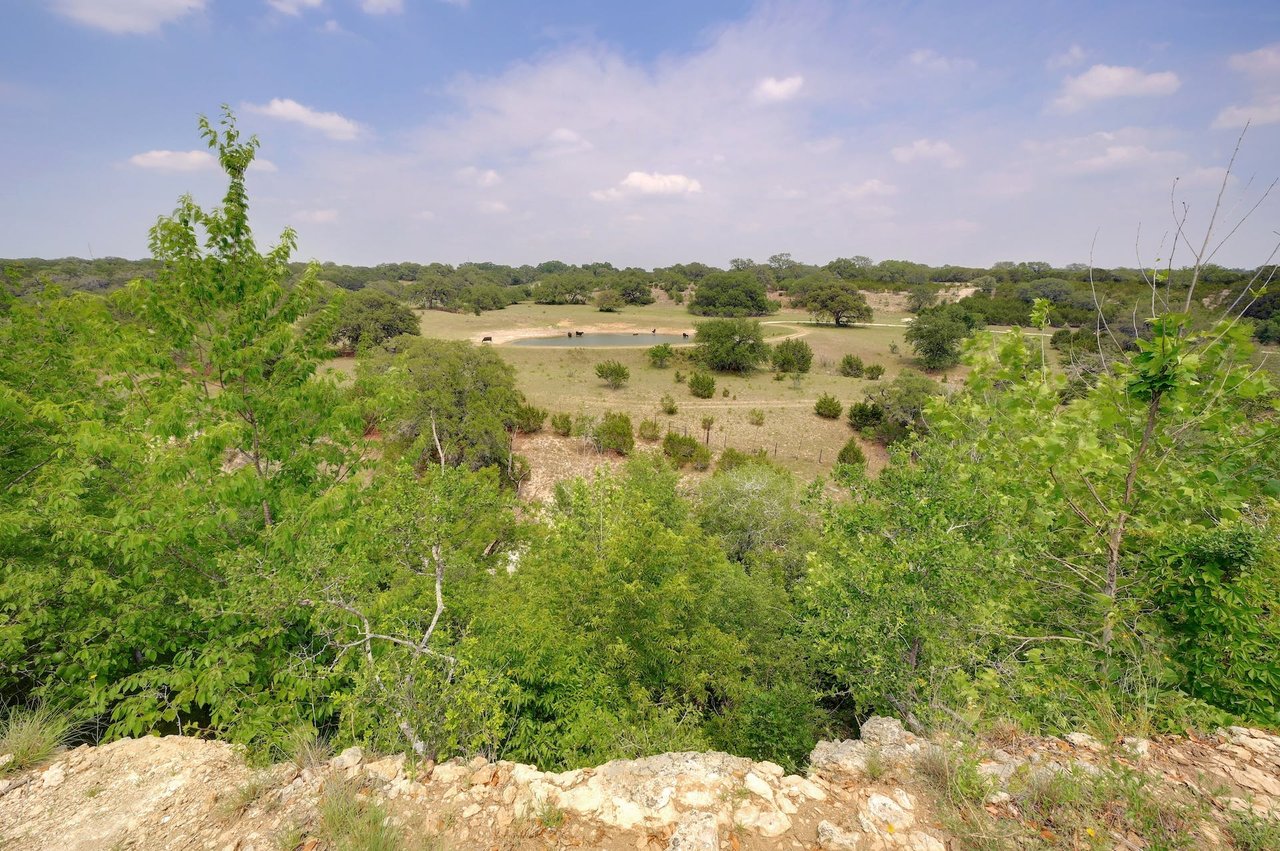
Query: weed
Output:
[[536, 797, 566, 830], [0, 703, 72, 775], [1226, 809, 1280, 851], [219, 774, 272, 822], [747, 408, 765, 426], [863, 747, 887, 781], [915, 745, 992, 807], [318, 777, 402, 851], [285, 726, 331, 771]]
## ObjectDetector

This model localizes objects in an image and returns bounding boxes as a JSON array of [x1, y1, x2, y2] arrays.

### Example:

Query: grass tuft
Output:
[[0, 703, 72, 775]]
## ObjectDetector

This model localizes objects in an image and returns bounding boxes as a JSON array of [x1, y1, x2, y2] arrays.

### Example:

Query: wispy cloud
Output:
[[457, 166, 502, 187], [51, 0, 205, 34], [1046, 44, 1086, 71], [294, 208, 339, 223], [1214, 43, 1280, 128], [128, 149, 215, 171], [244, 98, 362, 140], [266, 0, 322, 15], [753, 75, 804, 103], [1051, 64, 1180, 112], [591, 171, 703, 200], [907, 49, 974, 73], [890, 138, 963, 168]]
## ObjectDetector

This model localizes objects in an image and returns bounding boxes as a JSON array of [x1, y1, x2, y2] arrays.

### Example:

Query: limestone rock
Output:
[[330, 746, 364, 771], [859, 717, 908, 748], [817, 819, 864, 850], [1065, 732, 1102, 750]]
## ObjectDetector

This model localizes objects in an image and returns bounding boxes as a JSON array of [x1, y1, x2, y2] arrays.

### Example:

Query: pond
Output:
[[508, 332, 690, 348]]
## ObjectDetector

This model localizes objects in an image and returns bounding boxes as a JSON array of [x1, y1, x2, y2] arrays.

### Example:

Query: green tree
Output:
[[331, 288, 420, 350], [694, 319, 769, 372], [814, 394, 842, 419], [595, 289, 625, 312], [839, 354, 864, 377], [905, 309, 969, 369], [688, 272, 773, 317], [807, 282, 872, 326], [647, 343, 675, 367]]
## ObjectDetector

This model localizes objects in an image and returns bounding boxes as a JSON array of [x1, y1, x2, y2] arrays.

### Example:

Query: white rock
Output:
[[817, 820, 863, 850], [365, 754, 405, 782], [330, 746, 364, 770], [891, 788, 914, 811], [860, 717, 907, 747], [783, 776, 827, 801], [0, 754, 13, 771], [1121, 737, 1151, 760], [743, 772, 774, 803], [755, 761, 785, 779], [861, 792, 914, 832], [1065, 732, 1101, 750], [41, 764, 65, 789]]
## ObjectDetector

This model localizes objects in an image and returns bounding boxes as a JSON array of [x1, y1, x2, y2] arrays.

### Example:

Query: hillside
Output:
[[2, 718, 1277, 850]]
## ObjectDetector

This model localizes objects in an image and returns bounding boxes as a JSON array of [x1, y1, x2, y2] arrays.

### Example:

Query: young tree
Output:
[[647, 343, 675, 367], [595, 359, 630, 389], [688, 272, 774, 316], [331, 288, 420, 350], [771, 338, 813, 373], [688, 371, 716, 398], [595, 289, 625, 312], [904, 309, 969, 369], [694, 318, 769, 372]]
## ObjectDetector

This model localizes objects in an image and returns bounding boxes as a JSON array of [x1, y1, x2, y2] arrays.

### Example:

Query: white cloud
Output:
[[753, 75, 804, 103], [128, 149, 215, 171], [478, 201, 509, 214], [361, 0, 403, 13], [244, 98, 362, 140], [267, 0, 322, 15], [541, 127, 593, 156], [51, 0, 204, 34], [890, 138, 963, 168], [1046, 44, 1086, 71], [1051, 64, 1180, 112], [250, 158, 279, 173], [907, 49, 975, 73], [591, 171, 703, 200], [1213, 98, 1280, 128], [1228, 42, 1280, 77], [1072, 144, 1183, 173], [457, 166, 502, 187], [841, 178, 898, 198], [295, 209, 339, 223]]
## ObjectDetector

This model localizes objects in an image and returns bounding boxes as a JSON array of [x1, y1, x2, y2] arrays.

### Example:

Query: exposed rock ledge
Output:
[[1, 718, 1276, 850]]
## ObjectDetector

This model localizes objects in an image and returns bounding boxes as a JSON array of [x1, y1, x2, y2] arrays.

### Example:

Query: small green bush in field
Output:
[[660, 394, 678, 415], [513, 403, 548, 433], [837, 437, 866, 467], [596, 412, 635, 455], [747, 408, 765, 426], [638, 418, 661, 441], [595, 359, 630, 389], [839, 354, 864, 377], [814, 394, 842, 419], [662, 431, 700, 467], [689, 371, 716, 398], [550, 412, 572, 436], [692, 445, 713, 470], [865, 363, 885, 380]]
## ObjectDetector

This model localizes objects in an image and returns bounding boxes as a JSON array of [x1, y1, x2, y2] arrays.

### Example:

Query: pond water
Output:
[[508, 332, 689, 348]]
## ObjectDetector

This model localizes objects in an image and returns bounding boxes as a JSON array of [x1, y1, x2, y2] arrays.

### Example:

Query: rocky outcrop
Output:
[[1, 718, 1277, 850]]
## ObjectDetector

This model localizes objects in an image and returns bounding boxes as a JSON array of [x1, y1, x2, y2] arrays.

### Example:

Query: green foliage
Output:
[[688, 271, 774, 317], [694, 319, 769, 372], [637, 418, 661, 441], [659, 393, 679, 415], [836, 437, 866, 468], [906, 285, 939, 314], [595, 412, 635, 455], [318, 777, 402, 851], [905, 306, 974, 369], [662, 431, 701, 467], [513, 403, 548, 434], [806, 281, 873, 326], [594, 359, 630, 389], [688, 371, 716, 398], [331, 288, 419, 350], [550, 412, 572, 436], [0, 704, 72, 775], [692, 445, 713, 470], [1227, 809, 1280, 851], [814, 394, 842, 419], [847, 401, 884, 430], [862, 369, 940, 443], [865, 363, 885, 380], [647, 343, 675, 367], [771, 338, 813, 374], [715, 447, 770, 473], [839, 354, 864, 377], [360, 336, 522, 472], [595, 289, 625, 312], [747, 408, 765, 426]]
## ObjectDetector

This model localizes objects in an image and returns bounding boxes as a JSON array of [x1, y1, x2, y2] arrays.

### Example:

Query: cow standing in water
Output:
[[682, 332, 690, 339]]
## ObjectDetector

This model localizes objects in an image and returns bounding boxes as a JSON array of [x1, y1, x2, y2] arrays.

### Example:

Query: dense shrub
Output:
[[772, 338, 814, 374], [836, 437, 866, 467], [839, 354, 864, 377], [716, 447, 771, 473], [689, 371, 716, 398], [550, 412, 572, 436], [747, 408, 765, 426], [865, 363, 885, 380], [331, 288, 420, 350], [662, 431, 701, 466], [692, 445, 713, 471], [648, 343, 675, 367], [814, 394, 842, 419], [688, 271, 773, 316], [694, 318, 770, 372], [660, 394, 678, 415], [638, 418, 661, 441], [596, 412, 635, 455], [847, 401, 884, 430], [513, 403, 548, 434]]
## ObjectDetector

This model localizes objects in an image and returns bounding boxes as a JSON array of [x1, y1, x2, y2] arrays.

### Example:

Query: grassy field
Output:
[[326, 299, 967, 484]]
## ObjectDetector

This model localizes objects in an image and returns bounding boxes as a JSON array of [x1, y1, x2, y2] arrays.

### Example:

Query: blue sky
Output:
[[2, 0, 1279, 269]]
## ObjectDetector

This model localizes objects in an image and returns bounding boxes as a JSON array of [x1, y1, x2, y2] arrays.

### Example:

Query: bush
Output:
[[771, 338, 814, 374], [595, 359, 630, 389], [662, 431, 701, 467], [689, 372, 716, 398], [596, 412, 635, 455], [674, 370, 686, 383], [693, 319, 769, 372], [717, 447, 770, 473], [814, 394, 842, 419], [595, 289, 625, 312], [836, 437, 866, 467], [648, 343, 675, 367], [692, 445, 713, 471], [513, 403, 548, 434], [660, 394, 678, 415], [747, 408, 765, 426], [550, 412, 572, 436], [847, 401, 884, 430], [865, 363, 885, 380], [688, 271, 773, 316], [839, 354, 864, 377], [638, 418, 661, 441]]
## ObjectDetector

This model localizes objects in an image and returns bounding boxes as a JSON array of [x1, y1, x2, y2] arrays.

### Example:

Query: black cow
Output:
[[682, 332, 690, 339], [575, 330, 584, 337], [481, 336, 492, 343]]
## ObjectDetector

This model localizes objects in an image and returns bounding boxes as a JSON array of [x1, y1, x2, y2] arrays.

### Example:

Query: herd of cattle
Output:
[[478, 330, 690, 343]]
